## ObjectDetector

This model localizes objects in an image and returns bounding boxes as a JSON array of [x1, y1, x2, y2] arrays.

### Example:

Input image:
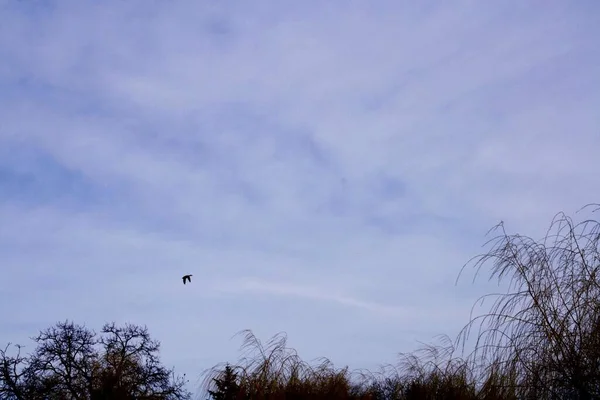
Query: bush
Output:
[[204, 204, 600, 399]]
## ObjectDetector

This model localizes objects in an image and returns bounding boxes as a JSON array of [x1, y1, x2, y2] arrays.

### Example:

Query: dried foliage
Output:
[[455, 204, 600, 399], [203, 204, 600, 400], [200, 330, 360, 399]]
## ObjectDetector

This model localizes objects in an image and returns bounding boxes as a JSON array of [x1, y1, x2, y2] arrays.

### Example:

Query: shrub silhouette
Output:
[[455, 204, 600, 399], [207, 364, 245, 400], [0, 320, 191, 400], [204, 204, 600, 399]]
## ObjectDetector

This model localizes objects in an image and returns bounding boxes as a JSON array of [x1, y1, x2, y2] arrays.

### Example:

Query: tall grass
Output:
[[455, 205, 600, 399], [201, 204, 600, 399]]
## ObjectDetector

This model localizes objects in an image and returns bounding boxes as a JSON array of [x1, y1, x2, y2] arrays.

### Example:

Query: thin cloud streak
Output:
[[213, 278, 417, 318]]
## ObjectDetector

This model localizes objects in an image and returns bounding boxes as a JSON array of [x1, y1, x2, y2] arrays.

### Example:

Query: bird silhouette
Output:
[[182, 274, 193, 284]]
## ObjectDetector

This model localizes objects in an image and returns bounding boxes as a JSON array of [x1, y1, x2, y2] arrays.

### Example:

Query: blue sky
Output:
[[1, 0, 599, 394]]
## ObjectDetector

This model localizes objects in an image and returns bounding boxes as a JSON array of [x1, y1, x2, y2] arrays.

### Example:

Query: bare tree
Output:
[[30, 320, 98, 398], [95, 322, 189, 399], [0, 320, 191, 400], [0, 343, 39, 400]]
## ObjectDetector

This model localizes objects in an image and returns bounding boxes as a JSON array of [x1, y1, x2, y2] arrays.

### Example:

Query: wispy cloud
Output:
[[1, 0, 599, 391], [213, 277, 420, 318]]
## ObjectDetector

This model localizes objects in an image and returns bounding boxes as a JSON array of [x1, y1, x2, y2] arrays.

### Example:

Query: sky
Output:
[[1, 0, 599, 395]]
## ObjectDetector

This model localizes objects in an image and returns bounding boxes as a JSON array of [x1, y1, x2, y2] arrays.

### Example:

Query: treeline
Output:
[[2, 205, 599, 399], [0, 321, 191, 399]]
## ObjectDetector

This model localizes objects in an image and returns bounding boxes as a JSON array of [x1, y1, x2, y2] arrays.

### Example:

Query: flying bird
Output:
[[182, 274, 193, 285]]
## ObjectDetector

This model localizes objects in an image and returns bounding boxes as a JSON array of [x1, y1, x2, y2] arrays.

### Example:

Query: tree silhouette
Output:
[[206, 364, 244, 400], [0, 320, 191, 400]]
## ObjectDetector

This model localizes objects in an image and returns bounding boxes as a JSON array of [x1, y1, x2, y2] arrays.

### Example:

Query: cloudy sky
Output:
[[1, 0, 599, 394]]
